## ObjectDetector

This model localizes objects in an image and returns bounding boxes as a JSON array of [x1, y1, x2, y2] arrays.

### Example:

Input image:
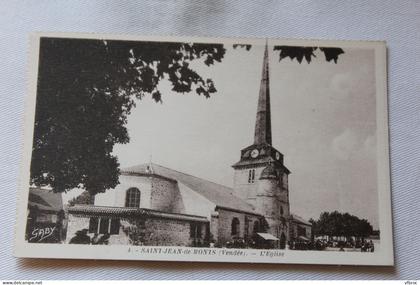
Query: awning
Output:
[[257, 232, 279, 241], [298, 235, 309, 241]]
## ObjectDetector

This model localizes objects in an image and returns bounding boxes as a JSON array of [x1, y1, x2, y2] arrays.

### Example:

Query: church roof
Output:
[[122, 163, 260, 215], [290, 214, 312, 226], [232, 155, 290, 174]]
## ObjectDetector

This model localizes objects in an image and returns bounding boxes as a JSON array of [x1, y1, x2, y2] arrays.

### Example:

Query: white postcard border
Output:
[[14, 32, 393, 266]]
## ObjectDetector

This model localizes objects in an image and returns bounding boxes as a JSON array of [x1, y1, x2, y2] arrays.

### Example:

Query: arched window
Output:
[[125, 187, 141, 208], [253, 221, 260, 233], [248, 169, 255, 183], [231, 217, 240, 236]]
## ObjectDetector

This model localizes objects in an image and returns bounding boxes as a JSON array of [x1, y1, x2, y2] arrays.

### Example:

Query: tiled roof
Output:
[[290, 214, 312, 226], [232, 156, 290, 174], [69, 205, 208, 222], [28, 187, 63, 212], [122, 163, 260, 215], [232, 156, 274, 168]]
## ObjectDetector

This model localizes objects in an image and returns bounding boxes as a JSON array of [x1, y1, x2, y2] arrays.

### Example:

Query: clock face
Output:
[[250, 149, 259, 158], [276, 152, 280, 160]]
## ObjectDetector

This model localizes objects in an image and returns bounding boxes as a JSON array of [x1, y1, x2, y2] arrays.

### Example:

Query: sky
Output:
[[110, 42, 378, 229]]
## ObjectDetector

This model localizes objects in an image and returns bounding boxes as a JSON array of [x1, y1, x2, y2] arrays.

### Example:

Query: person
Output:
[[91, 233, 100, 245], [361, 242, 368, 252], [289, 240, 294, 250], [69, 229, 91, 244], [370, 240, 375, 252]]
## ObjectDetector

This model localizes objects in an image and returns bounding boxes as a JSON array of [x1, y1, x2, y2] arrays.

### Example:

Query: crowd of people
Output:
[[289, 239, 326, 250], [289, 238, 376, 252], [359, 240, 375, 252]]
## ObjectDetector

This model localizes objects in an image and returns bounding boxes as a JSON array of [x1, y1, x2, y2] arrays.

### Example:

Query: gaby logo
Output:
[[29, 226, 56, 242]]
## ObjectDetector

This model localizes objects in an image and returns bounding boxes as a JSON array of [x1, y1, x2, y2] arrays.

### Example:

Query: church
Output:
[[66, 45, 297, 249]]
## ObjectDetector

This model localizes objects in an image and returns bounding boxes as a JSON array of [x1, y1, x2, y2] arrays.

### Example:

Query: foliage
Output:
[[232, 44, 252, 51], [31, 38, 226, 195], [67, 191, 91, 206], [311, 211, 373, 239], [274, 46, 344, 63], [234, 43, 344, 64]]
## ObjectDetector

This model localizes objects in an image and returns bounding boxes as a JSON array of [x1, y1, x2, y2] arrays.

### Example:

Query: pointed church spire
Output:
[[254, 41, 272, 145]]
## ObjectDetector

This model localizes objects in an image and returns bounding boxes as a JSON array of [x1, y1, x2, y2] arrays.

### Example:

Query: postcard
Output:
[[14, 33, 393, 265]]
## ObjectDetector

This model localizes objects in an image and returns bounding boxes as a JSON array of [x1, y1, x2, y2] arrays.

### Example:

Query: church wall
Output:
[[94, 174, 214, 218], [256, 196, 278, 220], [66, 213, 207, 246], [210, 212, 219, 243], [281, 173, 288, 190], [253, 176, 291, 248], [279, 191, 290, 241], [142, 219, 206, 246], [215, 208, 261, 246], [170, 183, 186, 214], [150, 177, 181, 213], [217, 208, 243, 245], [256, 179, 280, 219], [278, 188, 289, 206], [233, 166, 265, 204], [94, 175, 152, 209]]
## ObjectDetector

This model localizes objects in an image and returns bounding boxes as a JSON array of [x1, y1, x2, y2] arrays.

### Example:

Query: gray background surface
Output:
[[1, 0, 419, 280]]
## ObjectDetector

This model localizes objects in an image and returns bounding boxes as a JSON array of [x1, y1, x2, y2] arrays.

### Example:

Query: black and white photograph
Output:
[[14, 33, 393, 265]]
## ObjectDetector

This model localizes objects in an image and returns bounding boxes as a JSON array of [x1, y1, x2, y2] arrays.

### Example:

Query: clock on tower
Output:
[[251, 149, 259, 158]]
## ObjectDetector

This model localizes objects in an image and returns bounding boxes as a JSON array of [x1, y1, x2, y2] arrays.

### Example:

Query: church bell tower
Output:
[[232, 43, 290, 247]]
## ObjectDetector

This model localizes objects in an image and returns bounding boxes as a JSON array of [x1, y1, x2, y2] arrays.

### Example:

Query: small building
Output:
[[289, 214, 312, 242]]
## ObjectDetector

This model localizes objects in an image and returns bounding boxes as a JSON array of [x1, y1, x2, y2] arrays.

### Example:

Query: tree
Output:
[[311, 211, 373, 240], [31, 38, 226, 199]]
